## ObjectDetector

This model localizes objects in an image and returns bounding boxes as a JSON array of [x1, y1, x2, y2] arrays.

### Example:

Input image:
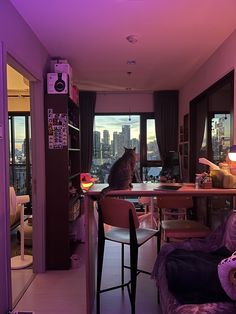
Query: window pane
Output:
[[211, 113, 230, 164], [142, 166, 162, 182], [92, 115, 140, 183], [14, 116, 26, 164], [147, 119, 160, 161]]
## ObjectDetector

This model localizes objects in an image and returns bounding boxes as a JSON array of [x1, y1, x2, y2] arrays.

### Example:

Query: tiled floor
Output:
[[13, 215, 161, 314]]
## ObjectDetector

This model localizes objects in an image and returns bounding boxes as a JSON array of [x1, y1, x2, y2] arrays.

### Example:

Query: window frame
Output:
[[8, 111, 31, 196]]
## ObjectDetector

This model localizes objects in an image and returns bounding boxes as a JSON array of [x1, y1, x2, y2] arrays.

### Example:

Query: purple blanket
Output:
[[165, 247, 231, 304], [152, 211, 236, 314]]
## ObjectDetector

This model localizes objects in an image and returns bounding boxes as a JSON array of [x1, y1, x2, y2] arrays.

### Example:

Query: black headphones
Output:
[[54, 73, 65, 92]]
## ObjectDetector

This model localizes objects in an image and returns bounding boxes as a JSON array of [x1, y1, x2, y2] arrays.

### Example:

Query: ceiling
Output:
[[10, 0, 236, 92]]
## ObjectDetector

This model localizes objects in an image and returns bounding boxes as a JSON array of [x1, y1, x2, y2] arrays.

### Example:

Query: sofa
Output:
[[152, 210, 236, 314]]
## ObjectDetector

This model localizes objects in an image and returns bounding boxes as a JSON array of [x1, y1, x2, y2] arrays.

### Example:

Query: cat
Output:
[[100, 147, 136, 198]]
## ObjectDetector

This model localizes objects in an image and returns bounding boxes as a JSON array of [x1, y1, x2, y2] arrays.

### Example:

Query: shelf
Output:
[[45, 93, 81, 270]]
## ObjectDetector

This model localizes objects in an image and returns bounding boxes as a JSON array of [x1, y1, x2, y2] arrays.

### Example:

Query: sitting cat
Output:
[[100, 147, 136, 198]]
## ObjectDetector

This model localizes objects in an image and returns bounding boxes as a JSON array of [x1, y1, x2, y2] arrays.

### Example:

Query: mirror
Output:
[[7, 64, 34, 307]]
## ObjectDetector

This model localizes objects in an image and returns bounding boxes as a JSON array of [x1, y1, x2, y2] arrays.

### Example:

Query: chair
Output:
[[156, 196, 211, 244], [97, 197, 159, 314], [138, 196, 159, 228], [9, 187, 33, 269]]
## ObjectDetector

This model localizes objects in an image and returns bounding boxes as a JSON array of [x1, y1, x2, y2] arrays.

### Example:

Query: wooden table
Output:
[[83, 183, 236, 314]]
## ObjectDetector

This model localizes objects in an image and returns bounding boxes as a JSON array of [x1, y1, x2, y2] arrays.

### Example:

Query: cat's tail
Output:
[[99, 186, 112, 200]]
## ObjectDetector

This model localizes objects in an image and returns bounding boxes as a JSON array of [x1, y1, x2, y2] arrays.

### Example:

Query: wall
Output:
[[179, 29, 236, 140], [0, 1, 49, 313], [0, 1, 49, 80], [96, 92, 153, 113]]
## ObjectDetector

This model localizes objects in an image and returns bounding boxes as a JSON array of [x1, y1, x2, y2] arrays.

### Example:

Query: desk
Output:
[[83, 183, 236, 314]]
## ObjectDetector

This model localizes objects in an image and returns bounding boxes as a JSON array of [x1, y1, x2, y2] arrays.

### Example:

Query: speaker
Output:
[[47, 73, 68, 94]]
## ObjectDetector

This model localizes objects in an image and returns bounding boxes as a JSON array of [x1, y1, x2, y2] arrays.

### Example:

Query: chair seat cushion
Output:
[[165, 247, 232, 304], [105, 227, 157, 245], [162, 219, 210, 238]]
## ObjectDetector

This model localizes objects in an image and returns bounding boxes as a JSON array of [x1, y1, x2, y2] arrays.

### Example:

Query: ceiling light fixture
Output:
[[126, 34, 138, 44], [127, 60, 136, 65]]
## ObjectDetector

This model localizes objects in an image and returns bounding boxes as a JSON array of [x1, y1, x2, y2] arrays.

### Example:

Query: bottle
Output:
[[195, 174, 201, 189]]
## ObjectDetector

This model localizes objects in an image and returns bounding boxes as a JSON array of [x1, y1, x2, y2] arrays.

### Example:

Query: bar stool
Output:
[[156, 196, 211, 244], [97, 197, 159, 314]]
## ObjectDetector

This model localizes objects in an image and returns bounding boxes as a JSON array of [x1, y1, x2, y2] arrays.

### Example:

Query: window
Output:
[[142, 117, 162, 181], [9, 114, 31, 197], [189, 70, 233, 181], [91, 114, 161, 183], [210, 113, 231, 164]]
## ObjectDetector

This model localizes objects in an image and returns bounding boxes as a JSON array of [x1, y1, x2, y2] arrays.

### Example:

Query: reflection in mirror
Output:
[[7, 64, 34, 308]]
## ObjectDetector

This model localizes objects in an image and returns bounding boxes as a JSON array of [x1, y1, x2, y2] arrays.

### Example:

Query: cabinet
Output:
[[44, 94, 82, 270]]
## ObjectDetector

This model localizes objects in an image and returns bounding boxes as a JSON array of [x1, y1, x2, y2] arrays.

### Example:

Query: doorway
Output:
[[7, 64, 34, 308]]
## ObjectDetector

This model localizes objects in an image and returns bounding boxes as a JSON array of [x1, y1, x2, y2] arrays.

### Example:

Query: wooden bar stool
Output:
[[156, 196, 211, 244]]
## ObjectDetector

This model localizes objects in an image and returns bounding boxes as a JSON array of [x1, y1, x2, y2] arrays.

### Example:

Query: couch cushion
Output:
[[166, 247, 231, 304]]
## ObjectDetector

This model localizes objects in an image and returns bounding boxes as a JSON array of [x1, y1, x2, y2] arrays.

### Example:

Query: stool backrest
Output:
[[99, 198, 140, 229], [156, 196, 193, 209]]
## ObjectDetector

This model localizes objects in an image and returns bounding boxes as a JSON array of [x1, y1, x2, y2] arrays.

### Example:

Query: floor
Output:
[[13, 214, 161, 314], [11, 223, 34, 307]]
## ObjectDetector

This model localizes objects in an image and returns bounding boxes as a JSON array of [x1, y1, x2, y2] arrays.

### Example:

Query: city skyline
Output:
[[94, 115, 140, 141]]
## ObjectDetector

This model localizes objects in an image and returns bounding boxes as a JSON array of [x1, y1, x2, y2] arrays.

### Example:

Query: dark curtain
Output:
[[79, 91, 96, 172], [153, 90, 179, 162]]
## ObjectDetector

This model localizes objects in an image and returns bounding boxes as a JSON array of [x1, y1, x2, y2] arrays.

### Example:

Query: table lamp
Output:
[[80, 173, 97, 191], [228, 145, 236, 162]]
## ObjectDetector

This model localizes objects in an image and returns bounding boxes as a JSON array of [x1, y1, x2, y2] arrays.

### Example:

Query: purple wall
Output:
[[0, 0, 49, 80], [96, 92, 153, 113], [179, 29, 236, 140]]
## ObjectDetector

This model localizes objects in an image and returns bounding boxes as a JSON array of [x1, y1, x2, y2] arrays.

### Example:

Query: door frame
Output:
[[0, 47, 46, 312], [7, 54, 46, 273], [0, 41, 12, 313]]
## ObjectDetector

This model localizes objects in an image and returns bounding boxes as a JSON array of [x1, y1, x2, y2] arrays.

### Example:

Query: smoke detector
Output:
[[127, 59, 136, 65], [126, 34, 138, 44]]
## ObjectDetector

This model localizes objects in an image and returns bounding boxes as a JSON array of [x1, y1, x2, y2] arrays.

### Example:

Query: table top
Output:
[[86, 182, 236, 197]]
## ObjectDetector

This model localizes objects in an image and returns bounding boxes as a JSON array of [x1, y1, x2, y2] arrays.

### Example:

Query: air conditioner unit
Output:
[[47, 73, 68, 94]]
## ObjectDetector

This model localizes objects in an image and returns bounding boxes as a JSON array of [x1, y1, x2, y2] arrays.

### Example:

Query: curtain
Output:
[[153, 90, 179, 162], [79, 91, 96, 172]]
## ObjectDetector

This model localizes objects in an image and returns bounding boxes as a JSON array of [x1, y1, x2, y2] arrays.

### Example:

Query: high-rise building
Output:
[[93, 131, 101, 158], [103, 130, 110, 145], [112, 131, 118, 156], [122, 125, 130, 148]]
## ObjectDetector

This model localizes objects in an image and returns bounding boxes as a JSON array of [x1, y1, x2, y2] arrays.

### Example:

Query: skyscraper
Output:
[[93, 131, 101, 158], [122, 125, 130, 148]]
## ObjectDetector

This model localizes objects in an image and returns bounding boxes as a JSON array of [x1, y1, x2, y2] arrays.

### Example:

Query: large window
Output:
[[190, 70, 234, 181], [91, 114, 161, 183]]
